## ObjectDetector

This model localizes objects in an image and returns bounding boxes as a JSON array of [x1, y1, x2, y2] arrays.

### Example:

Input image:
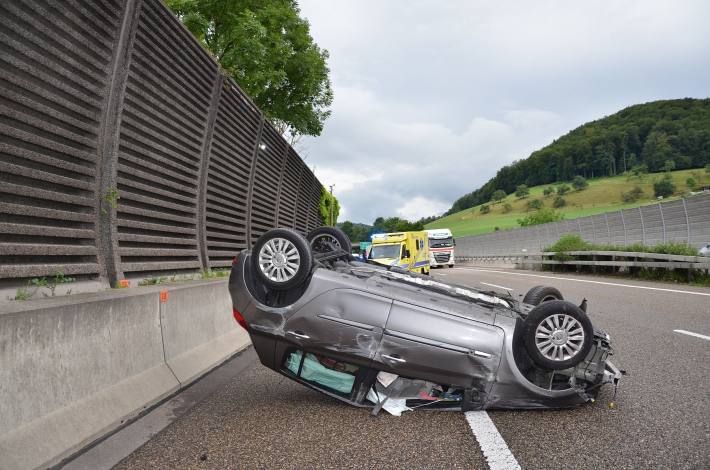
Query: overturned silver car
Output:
[[228, 227, 622, 413]]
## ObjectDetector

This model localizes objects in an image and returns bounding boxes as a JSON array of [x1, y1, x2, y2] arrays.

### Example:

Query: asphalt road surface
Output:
[[78, 267, 710, 469]]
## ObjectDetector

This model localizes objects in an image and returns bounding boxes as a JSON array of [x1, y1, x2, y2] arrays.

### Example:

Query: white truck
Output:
[[425, 228, 455, 268]]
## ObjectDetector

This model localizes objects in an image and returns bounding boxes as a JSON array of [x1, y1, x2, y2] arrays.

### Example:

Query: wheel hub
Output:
[[258, 237, 300, 283], [534, 313, 585, 361]]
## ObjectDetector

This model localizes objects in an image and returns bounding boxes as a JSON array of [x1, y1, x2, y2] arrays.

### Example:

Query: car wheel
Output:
[[523, 285, 563, 305], [252, 228, 313, 290], [448, 264, 454, 268], [307, 226, 352, 255], [522, 300, 593, 370]]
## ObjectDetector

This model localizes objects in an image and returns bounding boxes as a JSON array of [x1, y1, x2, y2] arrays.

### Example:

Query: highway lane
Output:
[[443, 267, 710, 469], [107, 267, 709, 469]]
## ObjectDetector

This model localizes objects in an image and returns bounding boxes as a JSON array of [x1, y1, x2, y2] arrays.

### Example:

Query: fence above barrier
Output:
[[455, 193, 710, 257]]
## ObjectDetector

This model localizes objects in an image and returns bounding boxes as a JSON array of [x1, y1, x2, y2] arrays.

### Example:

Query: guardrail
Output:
[[457, 251, 710, 271]]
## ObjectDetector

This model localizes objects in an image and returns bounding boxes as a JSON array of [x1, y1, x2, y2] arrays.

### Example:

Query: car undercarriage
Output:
[[229, 227, 622, 414]]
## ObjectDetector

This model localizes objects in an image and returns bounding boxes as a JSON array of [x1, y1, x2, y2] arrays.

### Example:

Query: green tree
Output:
[[642, 130, 678, 171], [526, 199, 543, 211], [517, 209, 564, 227], [339, 220, 354, 240], [480, 204, 491, 214], [553, 196, 566, 208], [556, 184, 570, 195], [572, 175, 588, 191], [686, 177, 697, 190], [621, 186, 643, 203], [653, 176, 676, 198], [166, 0, 333, 137], [319, 187, 339, 225], [490, 189, 506, 203], [502, 203, 513, 213], [663, 159, 676, 172], [514, 184, 530, 198], [543, 186, 555, 197]]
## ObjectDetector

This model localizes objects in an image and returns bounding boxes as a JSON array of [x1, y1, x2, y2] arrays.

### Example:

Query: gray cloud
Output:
[[298, 0, 710, 223]]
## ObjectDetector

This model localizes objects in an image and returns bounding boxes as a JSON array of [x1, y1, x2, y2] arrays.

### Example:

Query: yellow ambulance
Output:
[[369, 231, 430, 275]]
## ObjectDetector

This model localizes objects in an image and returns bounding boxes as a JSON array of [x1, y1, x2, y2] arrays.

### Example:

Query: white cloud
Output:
[[397, 196, 449, 221], [298, 0, 710, 223]]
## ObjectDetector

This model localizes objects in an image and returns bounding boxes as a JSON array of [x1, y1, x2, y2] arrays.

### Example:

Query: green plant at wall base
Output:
[[101, 187, 120, 215], [138, 276, 168, 286], [545, 234, 698, 256], [12, 286, 32, 301], [34, 271, 76, 297]]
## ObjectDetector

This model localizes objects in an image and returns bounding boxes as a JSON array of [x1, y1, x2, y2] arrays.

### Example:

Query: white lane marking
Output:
[[673, 329, 710, 341], [481, 282, 514, 292], [458, 267, 710, 297], [465, 411, 521, 470]]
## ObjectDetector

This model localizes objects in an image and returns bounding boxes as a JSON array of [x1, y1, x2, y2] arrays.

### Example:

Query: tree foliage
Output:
[[653, 176, 676, 198], [319, 187, 339, 225], [490, 190, 506, 203], [515, 184, 530, 198], [572, 175, 588, 191], [556, 184, 570, 195], [447, 99, 710, 214], [166, 0, 333, 137], [517, 209, 564, 227]]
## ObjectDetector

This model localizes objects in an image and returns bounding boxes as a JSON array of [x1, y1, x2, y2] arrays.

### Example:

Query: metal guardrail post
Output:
[[95, 0, 143, 286], [658, 203, 666, 243], [605, 212, 611, 243], [245, 116, 266, 246], [620, 209, 627, 245], [682, 198, 690, 245], [639, 207, 646, 245], [196, 74, 224, 270], [591, 217, 596, 243]]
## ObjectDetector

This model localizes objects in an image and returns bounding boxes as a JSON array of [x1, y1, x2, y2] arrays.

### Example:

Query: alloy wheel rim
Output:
[[535, 314, 584, 361], [310, 234, 341, 252], [258, 237, 300, 282]]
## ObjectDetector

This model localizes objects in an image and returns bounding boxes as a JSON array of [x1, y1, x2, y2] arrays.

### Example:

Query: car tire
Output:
[[522, 300, 593, 370], [251, 228, 313, 290], [523, 285, 563, 305], [306, 226, 352, 255], [448, 264, 454, 268]]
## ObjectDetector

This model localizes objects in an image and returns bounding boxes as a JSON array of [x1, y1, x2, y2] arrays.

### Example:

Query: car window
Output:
[[284, 349, 359, 396]]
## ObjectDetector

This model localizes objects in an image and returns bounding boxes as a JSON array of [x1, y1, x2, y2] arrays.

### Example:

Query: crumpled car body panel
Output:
[[229, 251, 621, 411]]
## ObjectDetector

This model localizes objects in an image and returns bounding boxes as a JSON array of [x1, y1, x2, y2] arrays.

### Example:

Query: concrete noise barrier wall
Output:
[[0, 280, 249, 469], [0, 0, 323, 288]]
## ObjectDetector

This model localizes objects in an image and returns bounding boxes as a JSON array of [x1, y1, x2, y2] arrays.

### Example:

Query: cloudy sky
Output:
[[297, 0, 710, 224]]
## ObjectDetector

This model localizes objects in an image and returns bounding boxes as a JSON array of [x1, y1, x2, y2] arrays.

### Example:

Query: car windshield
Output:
[[370, 244, 401, 260], [429, 237, 453, 248]]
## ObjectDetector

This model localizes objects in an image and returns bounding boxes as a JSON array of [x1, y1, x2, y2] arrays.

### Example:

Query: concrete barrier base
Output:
[[0, 279, 250, 470]]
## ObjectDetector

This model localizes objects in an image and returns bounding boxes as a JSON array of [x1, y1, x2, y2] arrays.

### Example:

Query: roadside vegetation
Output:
[[426, 168, 710, 237], [546, 234, 699, 257], [543, 235, 710, 286]]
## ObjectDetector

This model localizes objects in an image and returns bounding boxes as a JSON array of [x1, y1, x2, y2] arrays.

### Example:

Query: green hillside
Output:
[[446, 98, 710, 215], [426, 169, 710, 237]]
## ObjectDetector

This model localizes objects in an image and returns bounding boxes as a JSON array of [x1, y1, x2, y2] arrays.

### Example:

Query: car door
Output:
[[373, 300, 504, 389], [275, 288, 392, 368]]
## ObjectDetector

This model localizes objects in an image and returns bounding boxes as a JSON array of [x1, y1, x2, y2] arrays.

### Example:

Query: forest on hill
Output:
[[447, 98, 710, 214]]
